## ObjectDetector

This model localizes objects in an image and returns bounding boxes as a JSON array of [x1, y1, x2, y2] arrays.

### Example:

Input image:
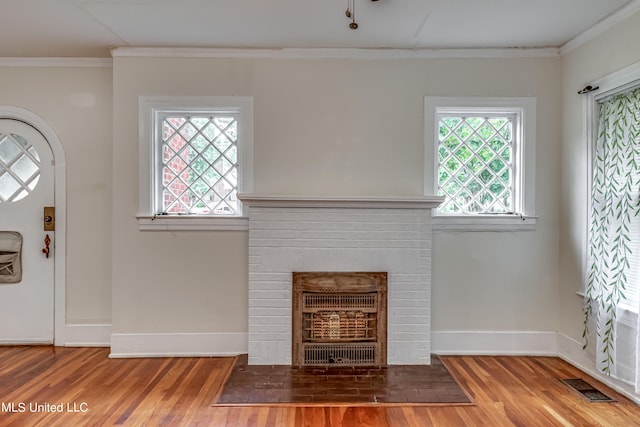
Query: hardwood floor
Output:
[[0, 346, 639, 426]]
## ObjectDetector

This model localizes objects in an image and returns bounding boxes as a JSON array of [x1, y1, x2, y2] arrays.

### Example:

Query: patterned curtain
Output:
[[585, 86, 640, 392]]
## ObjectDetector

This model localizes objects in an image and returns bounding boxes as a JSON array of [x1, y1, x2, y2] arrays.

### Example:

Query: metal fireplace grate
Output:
[[304, 343, 377, 365], [304, 293, 377, 310], [293, 272, 387, 367], [306, 310, 373, 340]]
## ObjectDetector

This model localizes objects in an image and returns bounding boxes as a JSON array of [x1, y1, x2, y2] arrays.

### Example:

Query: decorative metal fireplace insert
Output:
[[292, 272, 387, 367]]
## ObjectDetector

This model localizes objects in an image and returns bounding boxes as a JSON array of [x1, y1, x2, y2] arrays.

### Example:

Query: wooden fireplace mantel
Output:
[[238, 194, 444, 209]]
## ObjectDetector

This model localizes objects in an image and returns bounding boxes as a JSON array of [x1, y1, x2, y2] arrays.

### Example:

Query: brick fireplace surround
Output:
[[238, 194, 443, 366]]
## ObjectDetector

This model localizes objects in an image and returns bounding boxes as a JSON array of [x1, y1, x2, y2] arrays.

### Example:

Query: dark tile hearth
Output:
[[213, 355, 472, 406]]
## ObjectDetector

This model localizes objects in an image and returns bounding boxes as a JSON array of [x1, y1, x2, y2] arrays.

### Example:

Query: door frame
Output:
[[0, 106, 66, 345]]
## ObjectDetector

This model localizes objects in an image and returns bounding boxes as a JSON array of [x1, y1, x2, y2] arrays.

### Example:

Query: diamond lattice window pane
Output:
[[479, 169, 493, 184], [179, 122, 197, 141], [455, 146, 472, 163], [455, 123, 473, 139], [0, 133, 41, 203], [191, 135, 209, 152], [12, 155, 39, 182], [0, 137, 21, 163], [489, 159, 506, 174], [477, 123, 496, 140], [490, 139, 506, 152], [214, 135, 232, 152], [478, 147, 495, 162], [226, 168, 238, 187], [203, 168, 222, 187], [203, 146, 220, 163], [436, 115, 514, 214], [455, 168, 472, 184], [190, 117, 209, 130], [214, 157, 233, 175], [0, 173, 20, 201], [28, 176, 40, 191], [225, 145, 238, 163], [159, 113, 240, 215]]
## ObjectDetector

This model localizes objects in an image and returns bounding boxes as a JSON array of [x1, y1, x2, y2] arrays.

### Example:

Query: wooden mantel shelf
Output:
[[237, 194, 445, 209]]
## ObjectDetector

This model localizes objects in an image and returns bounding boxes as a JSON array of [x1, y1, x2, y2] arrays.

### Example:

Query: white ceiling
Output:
[[0, 0, 636, 58]]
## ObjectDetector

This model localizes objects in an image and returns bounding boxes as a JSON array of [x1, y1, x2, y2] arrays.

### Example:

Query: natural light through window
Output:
[[159, 114, 239, 216], [437, 114, 515, 214], [424, 97, 536, 231], [138, 96, 253, 231]]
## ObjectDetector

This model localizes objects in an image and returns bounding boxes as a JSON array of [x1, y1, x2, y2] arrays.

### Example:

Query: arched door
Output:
[[0, 119, 55, 343]]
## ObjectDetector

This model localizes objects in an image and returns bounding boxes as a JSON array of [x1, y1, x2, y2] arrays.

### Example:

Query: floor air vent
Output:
[[561, 378, 616, 402]]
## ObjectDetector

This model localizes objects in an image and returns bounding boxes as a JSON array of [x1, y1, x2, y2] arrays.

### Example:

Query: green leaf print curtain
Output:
[[585, 86, 640, 392]]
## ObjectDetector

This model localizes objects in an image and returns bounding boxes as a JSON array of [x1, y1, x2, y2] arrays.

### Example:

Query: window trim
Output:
[[138, 96, 253, 231], [424, 96, 537, 232]]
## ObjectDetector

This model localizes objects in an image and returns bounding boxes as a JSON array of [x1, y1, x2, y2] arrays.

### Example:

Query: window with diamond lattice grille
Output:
[[436, 114, 516, 214], [0, 133, 41, 203], [159, 114, 239, 215]]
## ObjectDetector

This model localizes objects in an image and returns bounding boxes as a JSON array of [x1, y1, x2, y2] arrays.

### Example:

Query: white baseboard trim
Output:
[[64, 324, 111, 347], [109, 332, 248, 358], [557, 332, 640, 405], [0, 339, 52, 345], [432, 331, 558, 356]]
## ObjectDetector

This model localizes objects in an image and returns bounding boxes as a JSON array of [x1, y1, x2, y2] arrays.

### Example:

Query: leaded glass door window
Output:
[[0, 132, 41, 203]]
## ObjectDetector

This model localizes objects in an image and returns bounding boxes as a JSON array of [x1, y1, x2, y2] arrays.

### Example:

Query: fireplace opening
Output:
[[292, 272, 387, 367]]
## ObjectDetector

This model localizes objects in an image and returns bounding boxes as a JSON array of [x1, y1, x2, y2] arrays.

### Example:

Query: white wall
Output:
[[0, 65, 113, 326], [559, 10, 640, 341], [0, 50, 564, 354], [110, 54, 561, 353]]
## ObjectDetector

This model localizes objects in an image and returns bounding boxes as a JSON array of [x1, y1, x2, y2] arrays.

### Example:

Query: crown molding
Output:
[[111, 46, 560, 60], [0, 57, 112, 67], [560, 0, 640, 55]]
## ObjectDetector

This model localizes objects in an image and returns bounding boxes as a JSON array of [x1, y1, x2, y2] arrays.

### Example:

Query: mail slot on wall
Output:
[[0, 231, 22, 284]]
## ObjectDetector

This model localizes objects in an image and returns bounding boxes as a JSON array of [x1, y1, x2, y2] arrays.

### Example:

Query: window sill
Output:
[[432, 214, 537, 232], [137, 215, 249, 231], [578, 291, 639, 318]]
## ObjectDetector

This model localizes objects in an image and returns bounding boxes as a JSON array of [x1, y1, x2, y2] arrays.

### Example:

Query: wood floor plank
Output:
[[0, 346, 639, 426]]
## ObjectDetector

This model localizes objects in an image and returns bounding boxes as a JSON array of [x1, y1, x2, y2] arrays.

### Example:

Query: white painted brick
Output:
[[246, 205, 436, 365], [391, 307, 434, 317], [249, 308, 292, 317], [249, 324, 289, 335], [388, 332, 430, 342], [249, 299, 291, 309], [391, 299, 432, 307], [388, 291, 429, 300], [391, 324, 431, 333], [248, 272, 291, 280], [249, 319, 289, 329]]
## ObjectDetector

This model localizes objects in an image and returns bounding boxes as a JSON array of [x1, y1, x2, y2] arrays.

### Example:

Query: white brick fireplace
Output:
[[238, 194, 443, 365]]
